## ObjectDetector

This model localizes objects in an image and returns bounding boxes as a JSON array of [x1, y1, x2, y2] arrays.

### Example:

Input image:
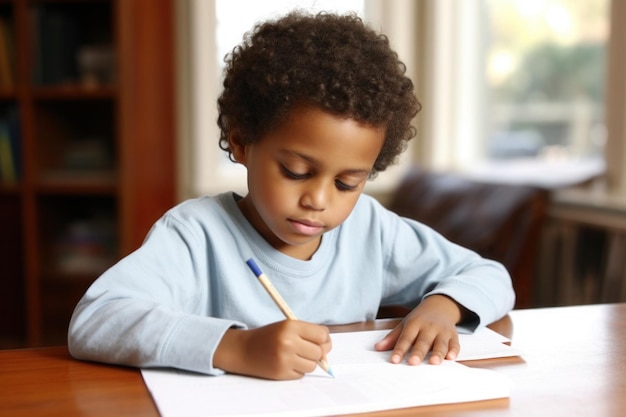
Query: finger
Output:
[[320, 334, 332, 356], [445, 334, 461, 360], [293, 352, 321, 374], [374, 326, 402, 352], [296, 323, 335, 376], [271, 359, 306, 380], [406, 334, 434, 365], [293, 332, 328, 362], [427, 336, 450, 365], [389, 328, 422, 364], [299, 322, 331, 345], [272, 338, 323, 378]]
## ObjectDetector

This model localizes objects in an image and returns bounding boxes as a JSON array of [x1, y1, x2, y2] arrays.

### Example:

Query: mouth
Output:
[[288, 219, 325, 236]]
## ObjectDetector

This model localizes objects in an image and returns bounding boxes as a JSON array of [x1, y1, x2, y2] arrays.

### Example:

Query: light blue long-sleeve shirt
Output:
[[68, 192, 515, 375]]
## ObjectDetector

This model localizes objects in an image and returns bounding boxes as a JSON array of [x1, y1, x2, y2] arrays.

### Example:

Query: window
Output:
[[419, 0, 613, 189], [484, 0, 608, 186]]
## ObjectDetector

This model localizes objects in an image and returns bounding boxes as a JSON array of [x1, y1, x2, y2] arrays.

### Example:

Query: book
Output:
[[0, 123, 16, 183], [0, 109, 21, 184], [33, 5, 80, 85]]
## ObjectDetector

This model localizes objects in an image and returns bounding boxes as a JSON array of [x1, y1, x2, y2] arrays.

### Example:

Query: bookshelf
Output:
[[0, 0, 176, 347]]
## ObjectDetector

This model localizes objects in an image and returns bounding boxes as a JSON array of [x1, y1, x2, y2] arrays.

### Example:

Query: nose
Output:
[[300, 179, 330, 211]]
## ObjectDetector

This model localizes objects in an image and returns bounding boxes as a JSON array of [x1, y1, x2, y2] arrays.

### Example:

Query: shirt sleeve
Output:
[[376, 203, 516, 331], [68, 212, 246, 375]]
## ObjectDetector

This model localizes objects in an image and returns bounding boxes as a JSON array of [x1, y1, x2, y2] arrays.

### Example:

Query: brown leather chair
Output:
[[381, 167, 549, 313]]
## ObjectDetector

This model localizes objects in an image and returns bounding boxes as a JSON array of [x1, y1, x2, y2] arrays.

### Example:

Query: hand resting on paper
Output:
[[213, 320, 332, 380], [374, 295, 467, 365]]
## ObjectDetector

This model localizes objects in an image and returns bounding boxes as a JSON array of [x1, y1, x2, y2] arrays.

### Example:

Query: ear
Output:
[[228, 129, 248, 165]]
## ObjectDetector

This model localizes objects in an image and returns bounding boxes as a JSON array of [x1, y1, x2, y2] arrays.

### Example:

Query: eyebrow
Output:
[[286, 151, 372, 176]]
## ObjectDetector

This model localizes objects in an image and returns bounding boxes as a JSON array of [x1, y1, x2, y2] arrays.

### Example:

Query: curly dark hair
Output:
[[217, 11, 421, 177]]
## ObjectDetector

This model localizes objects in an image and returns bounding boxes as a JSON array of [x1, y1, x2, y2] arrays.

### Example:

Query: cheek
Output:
[[250, 172, 293, 213]]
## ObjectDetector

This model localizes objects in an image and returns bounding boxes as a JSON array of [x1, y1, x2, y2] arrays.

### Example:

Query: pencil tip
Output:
[[319, 358, 334, 377]]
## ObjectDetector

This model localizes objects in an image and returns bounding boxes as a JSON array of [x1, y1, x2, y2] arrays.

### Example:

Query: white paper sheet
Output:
[[326, 327, 520, 364], [458, 327, 521, 360], [142, 327, 517, 417]]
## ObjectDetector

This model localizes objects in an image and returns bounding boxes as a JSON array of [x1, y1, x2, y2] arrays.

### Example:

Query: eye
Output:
[[335, 180, 358, 192], [280, 165, 308, 180]]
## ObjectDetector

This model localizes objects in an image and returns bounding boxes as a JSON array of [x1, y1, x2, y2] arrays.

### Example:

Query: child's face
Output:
[[232, 105, 385, 260]]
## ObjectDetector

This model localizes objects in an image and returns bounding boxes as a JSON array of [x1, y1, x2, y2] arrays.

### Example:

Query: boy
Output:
[[69, 11, 515, 380]]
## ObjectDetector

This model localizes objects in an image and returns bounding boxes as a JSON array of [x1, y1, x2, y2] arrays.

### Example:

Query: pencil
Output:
[[245, 258, 335, 378]]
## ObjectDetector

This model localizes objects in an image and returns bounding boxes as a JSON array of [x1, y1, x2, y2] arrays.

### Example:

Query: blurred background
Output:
[[185, 0, 612, 197], [1, 0, 625, 348]]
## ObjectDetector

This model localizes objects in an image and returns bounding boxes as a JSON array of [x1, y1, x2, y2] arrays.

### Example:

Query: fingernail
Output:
[[408, 356, 421, 365]]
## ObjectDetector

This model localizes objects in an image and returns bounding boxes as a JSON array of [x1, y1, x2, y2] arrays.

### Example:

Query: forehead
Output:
[[265, 106, 386, 168]]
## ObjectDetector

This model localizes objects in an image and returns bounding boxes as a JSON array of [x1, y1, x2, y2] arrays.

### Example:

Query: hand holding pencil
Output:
[[246, 258, 335, 378]]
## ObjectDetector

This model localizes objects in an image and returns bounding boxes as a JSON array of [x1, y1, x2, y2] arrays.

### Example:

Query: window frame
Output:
[[604, 0, 626, 193]]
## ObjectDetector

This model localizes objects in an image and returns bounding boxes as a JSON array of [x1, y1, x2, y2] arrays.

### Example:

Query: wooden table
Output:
[[1, 303, 625, 417]]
